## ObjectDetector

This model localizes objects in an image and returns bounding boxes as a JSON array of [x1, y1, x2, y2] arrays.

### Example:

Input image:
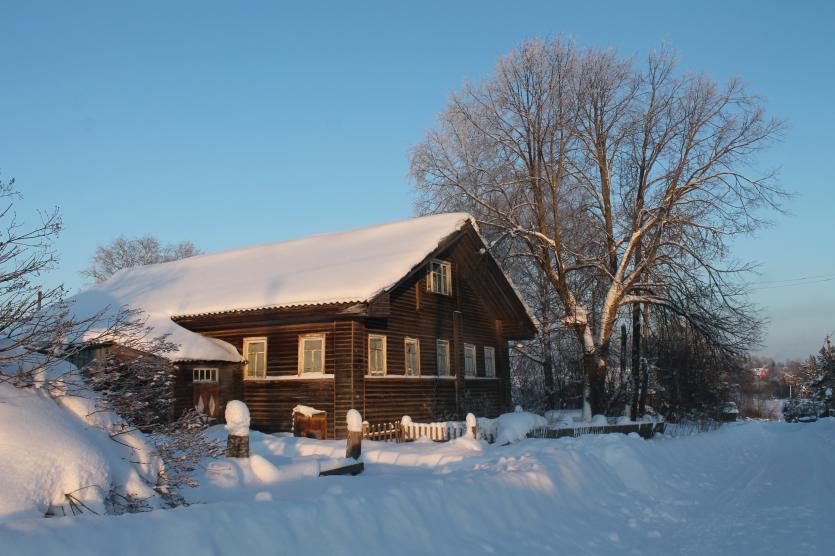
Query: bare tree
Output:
[[410, 38, 784, 414], [0, 173, 216, 498], [82, 235, 200, 283]]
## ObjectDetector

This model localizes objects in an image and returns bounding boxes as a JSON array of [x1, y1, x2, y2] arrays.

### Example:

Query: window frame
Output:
[[436, 339, 451, 376], [426, 259, 452, 296], [192, 367, 219, 383], [404, 337, 421, 376], [367, 334, 387, 376], [298, 333, 327, 375], [484, 346, 496, 378], [242, 337, 268, 379], [464, 343, 477, 377]]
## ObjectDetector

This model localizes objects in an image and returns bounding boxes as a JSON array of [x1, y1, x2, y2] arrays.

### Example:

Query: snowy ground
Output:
[[2, 419, 833, 556]]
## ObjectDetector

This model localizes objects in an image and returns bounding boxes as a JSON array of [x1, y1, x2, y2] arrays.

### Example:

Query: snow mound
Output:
[[0, 383, 161, 522], [225, 401, 251, 436], [495, 411, 547, 444]]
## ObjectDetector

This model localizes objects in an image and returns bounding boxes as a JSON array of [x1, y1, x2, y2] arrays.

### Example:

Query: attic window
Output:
[[427, 259, 452, 295]]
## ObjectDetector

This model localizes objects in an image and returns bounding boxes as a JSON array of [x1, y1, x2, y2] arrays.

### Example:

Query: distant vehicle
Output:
[[719, 402, 739, 422], [782, 399, 825, 423]]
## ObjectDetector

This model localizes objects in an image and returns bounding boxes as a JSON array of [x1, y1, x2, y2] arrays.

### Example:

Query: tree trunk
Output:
[[631, 302, 641, 420], [542, 330, 556, 409], [583, 351, 607, 416]]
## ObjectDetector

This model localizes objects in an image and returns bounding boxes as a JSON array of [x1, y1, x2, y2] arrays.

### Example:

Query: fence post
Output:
[[225, 400, 250, 458], [346, 409, 363, 460], [400, 415, 412, 442], [466, 413, 477, 439]]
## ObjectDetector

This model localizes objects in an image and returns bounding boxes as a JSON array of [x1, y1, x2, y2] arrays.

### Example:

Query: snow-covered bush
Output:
[[494, 411, 548, 445], [0, 380, 163, 521]]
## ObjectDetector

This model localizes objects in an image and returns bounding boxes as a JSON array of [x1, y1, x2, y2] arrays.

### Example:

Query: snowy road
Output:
[[2, 420, 833, 556]]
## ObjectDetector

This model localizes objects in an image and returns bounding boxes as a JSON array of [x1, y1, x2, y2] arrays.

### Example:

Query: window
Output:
[[193, 367, 218, 383], [436, 339, 451, 376], [464, 344, 477, 377], [484, 346, 496, 378], [427, 259, 452, 295], [368, 334, 387, 376], [299, 334, 326, 374], [405, 337, 420, 376], [243, 337, 267, 379]]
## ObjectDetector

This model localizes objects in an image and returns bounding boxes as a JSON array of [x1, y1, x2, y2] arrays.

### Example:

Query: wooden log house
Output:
[[68, 214, 536, 439]]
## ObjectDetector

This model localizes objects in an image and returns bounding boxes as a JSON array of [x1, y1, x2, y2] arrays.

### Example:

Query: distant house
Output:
[[68, 213, 536, 438]]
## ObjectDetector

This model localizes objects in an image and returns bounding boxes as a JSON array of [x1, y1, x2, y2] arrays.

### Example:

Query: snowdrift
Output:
[[1, 420, 834, 554], [0, 380, 162, 522]]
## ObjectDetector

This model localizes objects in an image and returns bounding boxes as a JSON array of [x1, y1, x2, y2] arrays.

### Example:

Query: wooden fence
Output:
[[362, 420, 496, 443], [527, 422, 665, 440]]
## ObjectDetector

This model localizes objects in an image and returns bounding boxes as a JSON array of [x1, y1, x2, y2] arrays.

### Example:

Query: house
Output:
[[67, 213, 536, 438]]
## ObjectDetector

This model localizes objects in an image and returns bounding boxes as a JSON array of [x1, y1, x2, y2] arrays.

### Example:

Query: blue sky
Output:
[[1, 1, 833, 360]]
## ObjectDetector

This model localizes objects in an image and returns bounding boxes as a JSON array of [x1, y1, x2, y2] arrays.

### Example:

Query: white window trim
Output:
[[193, 367, 219, 383], [243, 337, 268, 380], [484, 346, 496, 378], [404, 337, 421, 376], [436, 339, 451, 377], [426, 259, 452, 296], [298, 333, 326, 375], [464, 343, 477, 377], [368, 334, 387, 376]]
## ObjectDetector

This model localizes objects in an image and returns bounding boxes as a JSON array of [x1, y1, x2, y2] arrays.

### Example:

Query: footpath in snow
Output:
[[2, 419, 834, 556]]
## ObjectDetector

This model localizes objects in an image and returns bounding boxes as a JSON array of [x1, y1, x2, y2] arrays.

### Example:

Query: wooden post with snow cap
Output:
[[466, 413, 477, 439], [401, 415, 413, 442], [346, 409, 363, 460], [225, 400, 250, 458]]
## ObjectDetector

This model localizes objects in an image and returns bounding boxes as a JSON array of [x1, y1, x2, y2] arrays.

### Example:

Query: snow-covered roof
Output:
[[67, 213, 477, 362]]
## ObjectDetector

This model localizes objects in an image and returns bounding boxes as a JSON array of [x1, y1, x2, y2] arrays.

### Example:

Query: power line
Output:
[[750, 276, 835, 291], [749, 272, 835, 286]]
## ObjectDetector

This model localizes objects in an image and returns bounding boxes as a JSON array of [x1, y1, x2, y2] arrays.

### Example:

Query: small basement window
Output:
[[436, 339, 451, 376], [193, 367, 218, 383], [299, 333, 326, 374], [405, 337, 420, 376], [427, 259, 452, 295], [243, 337, 267, 379], [484, 346, 496, 378], [368, 334, 387, 376], [464, 344, 477, 377]]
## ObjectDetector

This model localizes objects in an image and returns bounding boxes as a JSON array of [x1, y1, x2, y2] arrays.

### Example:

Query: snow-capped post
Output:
[[346, 409, 363, 460], [466, 413, 477, 439], [225, 400, 250, 458], [400, 415, 413, 441]]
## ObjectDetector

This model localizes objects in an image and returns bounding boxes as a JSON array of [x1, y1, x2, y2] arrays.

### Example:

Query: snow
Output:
[[346, 409, 363, 432], [2, 420, 834, 555], [292, 404, 325, 417], [465, 412, 477, 437], [591, 414, 609, 425], [493, 410, 547, 444], [0, 383, 161, 522], [224, 401, 250, 436], [65, 213, 481, 362]]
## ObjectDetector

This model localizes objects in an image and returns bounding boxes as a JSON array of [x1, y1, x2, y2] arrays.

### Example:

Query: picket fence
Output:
[[362, 420, 495, 443]]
